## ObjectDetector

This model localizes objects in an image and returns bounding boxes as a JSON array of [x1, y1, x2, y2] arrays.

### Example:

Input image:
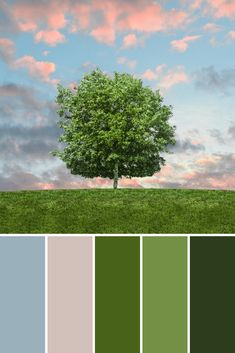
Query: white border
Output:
[[2, 233, 233, 353], [0, 233, 233, 237], [45, 235, 48, 353], [140, 235, 143, 353], [187, 236, 190, 353], [92, 236, 95, 353]]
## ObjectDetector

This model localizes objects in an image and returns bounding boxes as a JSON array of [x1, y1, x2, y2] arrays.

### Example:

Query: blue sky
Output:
[[0, 0, 234, 190]]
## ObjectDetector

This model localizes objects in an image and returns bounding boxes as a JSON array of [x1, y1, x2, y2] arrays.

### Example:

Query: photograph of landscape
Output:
[[0, 0, 234, 233]]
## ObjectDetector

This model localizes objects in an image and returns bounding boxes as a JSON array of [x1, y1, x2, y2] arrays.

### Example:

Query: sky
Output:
[[0, 0, 235, 190]]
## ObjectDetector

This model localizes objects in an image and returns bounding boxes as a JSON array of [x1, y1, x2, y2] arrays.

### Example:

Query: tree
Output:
[[52, 68, 176, 189]]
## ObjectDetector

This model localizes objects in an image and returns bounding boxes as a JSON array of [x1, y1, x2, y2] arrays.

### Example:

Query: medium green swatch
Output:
[[143, 237, 187, 353], [95, 236, 140, 353], [191, 236, 235, 353]]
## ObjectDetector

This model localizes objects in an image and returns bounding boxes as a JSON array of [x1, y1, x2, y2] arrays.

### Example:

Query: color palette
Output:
[[0, 235, 234, 353]]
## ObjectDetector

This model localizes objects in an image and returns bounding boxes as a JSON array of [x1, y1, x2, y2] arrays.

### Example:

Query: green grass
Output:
[[0, 189, 234, 233]]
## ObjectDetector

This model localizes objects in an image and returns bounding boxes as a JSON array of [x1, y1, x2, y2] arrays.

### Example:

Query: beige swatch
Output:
[[48, 236, 92, 353]]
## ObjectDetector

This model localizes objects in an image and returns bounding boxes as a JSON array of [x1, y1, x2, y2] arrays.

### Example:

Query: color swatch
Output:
[[191, 236, 235, 353], [48, 236, 93, 353], [143, 237, 187, 353], [95, 236, 140, 353], [0, 237, 45, 353]]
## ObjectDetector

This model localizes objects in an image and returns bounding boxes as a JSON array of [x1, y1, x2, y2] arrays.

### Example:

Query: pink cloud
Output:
[[89, 0, 123, 44], [209, 175, 235, 188], [138, 166, 176, 187], [119, 178, 143, 188], [117, 56, 137, 69], [140, 64, 189, 91], [118, 3, 187, 32], [0, 37, 15, 64], [191, 0, 202, 9], [122, 33, 143, 48], [12, 1, 68, 30], [182, 171, 197, 181], [11, 0, 68, 45], [155, 64, 167, 75], [0, 37, 14, 48], [90, 25, 116, 45], [69, 3, 92, 32], [10, 1, 189, 47], [142, 69, 157, 80], [19, 21, 37, 32], [171, 35, 201, 52], [36, 182, 55, 190], [159, 66, 189, 91], [141, 64, 167, 80], [92, 0, 123, 25], [127, 61, 137, 70], [60, 176, 142, 189], [207, 0, 235, 19], [182, 172, 235, 189], [179, 154, 235, 190], [34, 30, 65, 46], [12, 3, 40, 30], [114, 1, 189, 49], [14, 55, 58, 84], [203, 22, 222, 32], [228, 31, 235, 39], [73, 1, 188, 45], [156, 165, 174, 177], [122, 34, 137, 48], [47, 12, 67, 30], [196, 155, 221, 166]]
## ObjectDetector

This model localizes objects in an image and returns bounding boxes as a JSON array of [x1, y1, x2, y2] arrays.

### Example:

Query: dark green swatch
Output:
[[95, 236, 140, 353], [143, 237, 187, 353], [191, 236, 235, 353]]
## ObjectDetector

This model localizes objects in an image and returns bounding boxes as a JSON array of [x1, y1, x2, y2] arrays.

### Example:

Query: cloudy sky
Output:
[[0, 0, 235, 190]]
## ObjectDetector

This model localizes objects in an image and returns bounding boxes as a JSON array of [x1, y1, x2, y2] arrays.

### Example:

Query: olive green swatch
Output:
[[191, 236, 235, 353], [95, 236, 140, 353], [143, 237, 187, 353]]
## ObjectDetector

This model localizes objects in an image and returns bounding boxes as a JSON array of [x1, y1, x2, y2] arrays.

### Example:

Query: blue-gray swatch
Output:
[[0, 237, 45, 353]]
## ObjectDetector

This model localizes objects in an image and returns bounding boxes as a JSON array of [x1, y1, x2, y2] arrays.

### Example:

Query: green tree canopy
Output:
[[53, 69, 176, 188]]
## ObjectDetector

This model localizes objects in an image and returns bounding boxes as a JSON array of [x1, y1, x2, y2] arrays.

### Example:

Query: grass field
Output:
[[0, 189, 234, 234]]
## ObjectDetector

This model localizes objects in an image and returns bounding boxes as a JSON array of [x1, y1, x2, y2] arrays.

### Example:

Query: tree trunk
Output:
[[113, 161, 119, 189]]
